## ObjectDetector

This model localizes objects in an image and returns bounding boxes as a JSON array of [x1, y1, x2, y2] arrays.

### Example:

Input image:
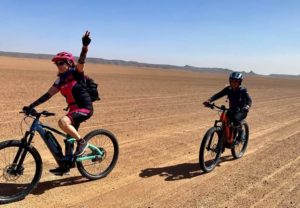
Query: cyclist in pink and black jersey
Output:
[[53, 67, 93, 113], [23, 31, 93, 174]]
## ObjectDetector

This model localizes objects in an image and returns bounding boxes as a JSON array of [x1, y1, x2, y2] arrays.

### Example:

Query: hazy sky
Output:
[[1, 0, 299, 75]]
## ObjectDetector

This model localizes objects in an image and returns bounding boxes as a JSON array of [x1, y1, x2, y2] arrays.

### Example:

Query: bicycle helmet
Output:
[[52, 52, 75, 67], [229, 71, 243, 85]]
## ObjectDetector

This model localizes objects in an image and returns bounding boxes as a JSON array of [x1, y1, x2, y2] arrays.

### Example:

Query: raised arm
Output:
[[76, 31, 91, 73]]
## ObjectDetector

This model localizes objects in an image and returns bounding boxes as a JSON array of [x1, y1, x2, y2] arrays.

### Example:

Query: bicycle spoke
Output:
[[77, 130, 118, 180], [0, 140, 42, 204]]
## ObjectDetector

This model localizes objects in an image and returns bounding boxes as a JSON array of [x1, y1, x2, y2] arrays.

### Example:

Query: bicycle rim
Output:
[[0, 140, 42, 204], [77, 129, 119, 180], [231, 122, 249, 159], [199, 127, 222, 172]]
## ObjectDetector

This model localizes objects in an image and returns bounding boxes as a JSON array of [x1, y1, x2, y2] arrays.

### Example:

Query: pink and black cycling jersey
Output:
[[53, 68, 93, 111]]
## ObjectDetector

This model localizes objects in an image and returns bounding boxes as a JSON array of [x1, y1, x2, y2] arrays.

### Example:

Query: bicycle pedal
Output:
[[49, 168, 70, 176], [52, 172, 70, 176], [92, 157, 103, 163]]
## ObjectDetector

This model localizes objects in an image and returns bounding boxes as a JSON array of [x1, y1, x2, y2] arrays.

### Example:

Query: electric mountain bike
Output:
[[0, 109, 119, 204], [199, 103, 249, 173]]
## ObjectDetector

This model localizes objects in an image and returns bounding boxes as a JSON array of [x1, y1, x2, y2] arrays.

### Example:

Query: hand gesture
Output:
[[82, 31, 91, 47]]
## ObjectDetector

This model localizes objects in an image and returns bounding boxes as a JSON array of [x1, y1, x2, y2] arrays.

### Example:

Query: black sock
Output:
[[78, 138, 85, 144]]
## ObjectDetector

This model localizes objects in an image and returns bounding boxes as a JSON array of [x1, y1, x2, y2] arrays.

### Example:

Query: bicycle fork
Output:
[[11, 132, 34, 175], [207, 126, 222, 154]]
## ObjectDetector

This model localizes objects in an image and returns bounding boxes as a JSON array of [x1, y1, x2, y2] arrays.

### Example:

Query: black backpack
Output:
[[84, 77, 101, 102]]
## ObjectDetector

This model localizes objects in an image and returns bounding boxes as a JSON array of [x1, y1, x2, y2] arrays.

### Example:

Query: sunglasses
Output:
[[230, 79, 240, 83], [55, 61, 65, 66]]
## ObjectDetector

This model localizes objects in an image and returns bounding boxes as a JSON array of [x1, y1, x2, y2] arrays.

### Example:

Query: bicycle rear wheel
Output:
[[199, 127, 223, 173], [231, 122, 249, 159], [0, 140, 42, 204], [77, 129, 119, 180]]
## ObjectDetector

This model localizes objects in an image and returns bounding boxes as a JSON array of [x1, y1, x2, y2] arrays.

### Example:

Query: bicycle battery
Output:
[[44, 131, 63, 158]]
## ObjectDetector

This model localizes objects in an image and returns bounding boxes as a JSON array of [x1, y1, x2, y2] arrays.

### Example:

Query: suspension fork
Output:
[[12, 131, 34, 172], [207, 121, 222, 151], [216, 125, 225, 152]]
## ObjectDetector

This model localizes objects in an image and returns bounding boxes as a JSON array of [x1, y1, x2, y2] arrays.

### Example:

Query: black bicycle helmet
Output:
[[229, 71, 243, 84]]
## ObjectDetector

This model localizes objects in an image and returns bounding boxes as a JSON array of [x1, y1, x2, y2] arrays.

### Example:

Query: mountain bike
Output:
[[199, 103, 249, 173], [0, 109, 119, 204]]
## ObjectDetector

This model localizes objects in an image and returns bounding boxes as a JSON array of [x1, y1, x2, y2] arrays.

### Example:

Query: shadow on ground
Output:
[[139, 155, 234, 181], [140, 162, 203, 181], [32, 176, 89, 195]]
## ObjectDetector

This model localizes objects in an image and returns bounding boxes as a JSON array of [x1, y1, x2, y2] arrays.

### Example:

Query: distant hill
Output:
[[269, 74, 300, 79], [0, 51, 53, 60], [0, 51, 234, 73], [0, 51, 299, 78]]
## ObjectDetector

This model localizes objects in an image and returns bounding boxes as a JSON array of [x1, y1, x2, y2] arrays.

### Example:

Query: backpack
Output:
[[84, 76, 101, 102]]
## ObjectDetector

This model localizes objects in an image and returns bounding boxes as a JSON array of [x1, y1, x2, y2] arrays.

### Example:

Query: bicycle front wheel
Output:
[[77, 129, 119, 180], [199, 127, 223, 173], [0, 140, 42, 204]]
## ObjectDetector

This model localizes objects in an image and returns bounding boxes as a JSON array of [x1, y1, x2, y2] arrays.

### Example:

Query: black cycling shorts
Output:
[[67, 108, 93, 130]]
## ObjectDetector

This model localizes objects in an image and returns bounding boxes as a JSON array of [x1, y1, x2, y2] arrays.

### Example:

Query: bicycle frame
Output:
[[19, 112, 105, 169], [0, 109, 120, 204], [219, 111, 234, 144], [211, 105, 235, 145]]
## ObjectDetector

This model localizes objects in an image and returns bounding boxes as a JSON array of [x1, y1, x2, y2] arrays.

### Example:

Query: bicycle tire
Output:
[[231, 122, 249, 159], [0, 140, 42, 204], [199, 127, 223, 173], [77, 129, 119, 180]]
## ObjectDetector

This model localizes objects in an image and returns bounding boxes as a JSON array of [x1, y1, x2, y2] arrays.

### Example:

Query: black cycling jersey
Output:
[[210, 86, 252, 111]]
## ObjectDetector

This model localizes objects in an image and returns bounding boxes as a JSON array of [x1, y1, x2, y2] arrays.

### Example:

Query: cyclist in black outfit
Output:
[[203, 72, 252, 141]]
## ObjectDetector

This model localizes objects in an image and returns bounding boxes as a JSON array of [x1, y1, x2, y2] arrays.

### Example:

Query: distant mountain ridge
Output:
[[0, 51, 234, 73], [0, 51, 299, 78]]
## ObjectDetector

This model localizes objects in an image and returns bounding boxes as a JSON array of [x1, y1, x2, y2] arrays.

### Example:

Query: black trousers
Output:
[[227, 110, 247, 126]]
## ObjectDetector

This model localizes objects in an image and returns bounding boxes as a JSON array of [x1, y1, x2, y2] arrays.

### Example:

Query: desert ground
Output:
[[0, 56, 299, 208]]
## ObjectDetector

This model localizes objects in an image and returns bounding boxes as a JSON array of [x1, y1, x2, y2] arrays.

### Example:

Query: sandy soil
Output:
[[0, 56, 299, 208]]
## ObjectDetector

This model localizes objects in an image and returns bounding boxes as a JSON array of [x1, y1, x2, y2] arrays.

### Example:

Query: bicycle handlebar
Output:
[[19, 109, 55, 117], [41, 111, 56, 117], [205, 103, 228, 111]]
